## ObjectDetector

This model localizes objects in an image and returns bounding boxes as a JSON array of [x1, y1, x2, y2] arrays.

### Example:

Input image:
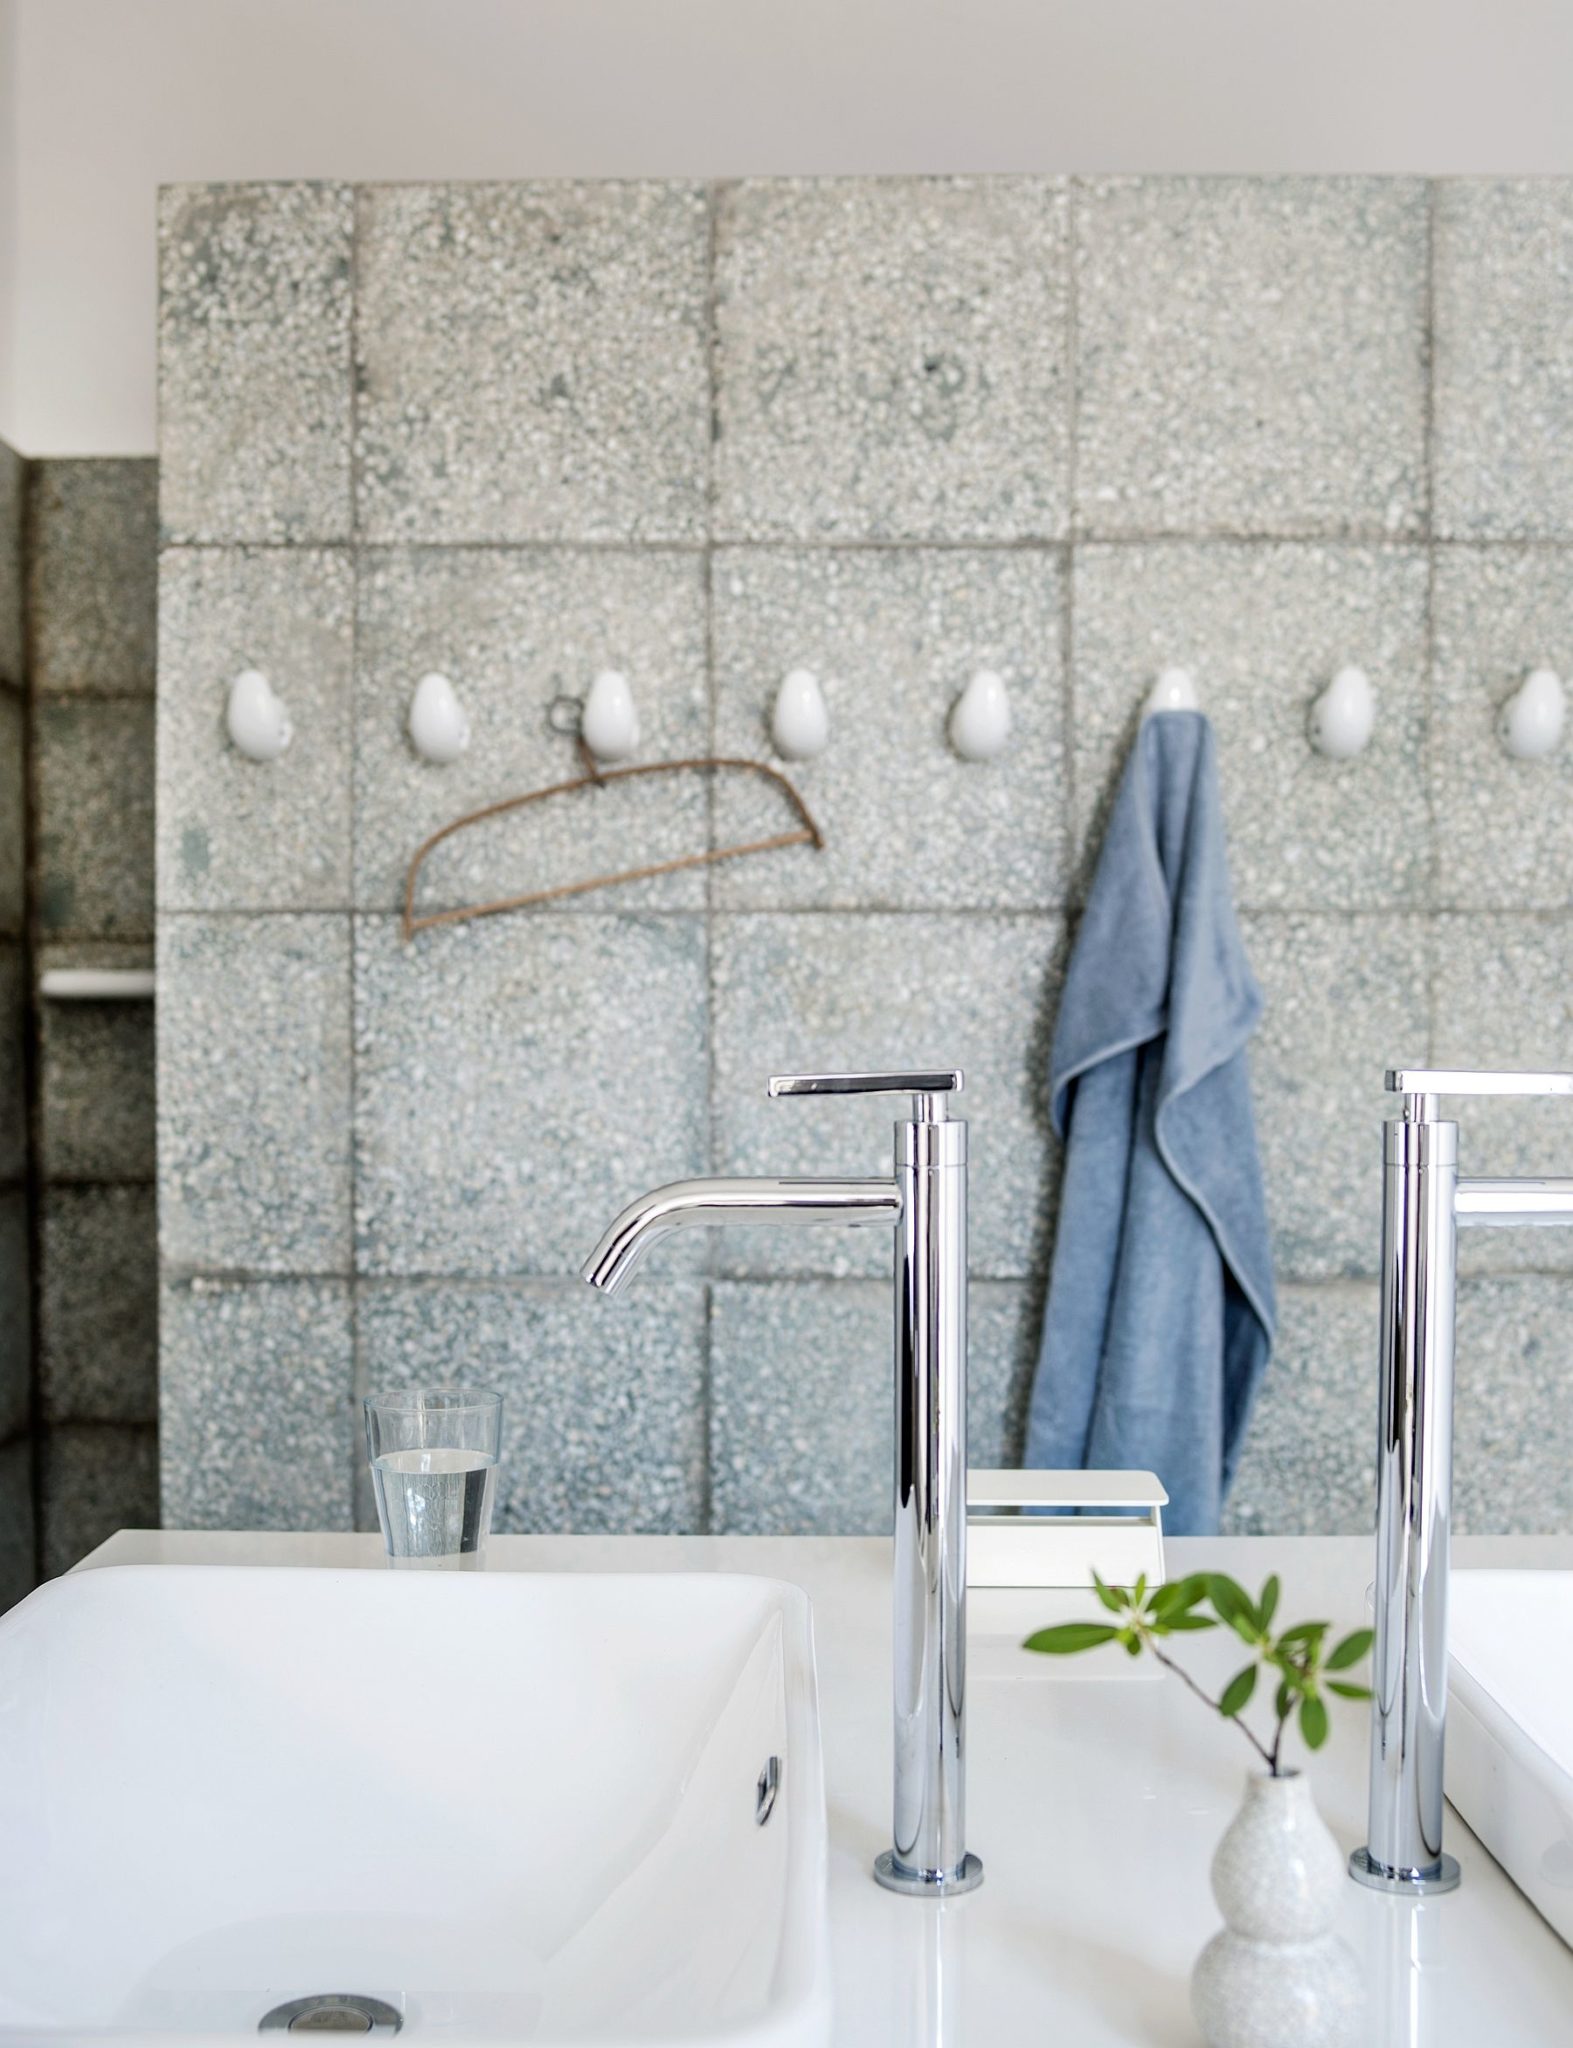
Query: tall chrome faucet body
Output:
[[1353, 1068, 1573, 1897], [582, 1068, 983, 1897]]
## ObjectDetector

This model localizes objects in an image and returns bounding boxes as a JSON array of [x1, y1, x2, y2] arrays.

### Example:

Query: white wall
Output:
[[9, 0, 1573, 455], [0, 0, 18, 443]]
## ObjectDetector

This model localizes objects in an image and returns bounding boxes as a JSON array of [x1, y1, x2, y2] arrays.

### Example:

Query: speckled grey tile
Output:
[[1455, 1276, 1573, 1534], [710, 1279, 1033, 1535], [0, 943, 22, 1182], [712, 913, 1062, 1280], [0, 1191, 29, 1443], [355, 183, 708, 544], [0, 440, 23, 693], [714, 179, 1069, 543], [357, 1280, 706, 1533], [159, 183, 353, 543], [34, 700, 154, 937], [39, 1424, 159, 1576], [41, 1188, 157, 1424], [1434, 182, 1573, 539], [158, 549, 353, 911], [1431, 548, 1573, 908], [711, 549, 1067, 910], [1225, 1282, 1376, 1536], [356, 549, 707, 915], [158, 916, 351, 1273], [1072, 544, 1429, 910], [28, 460, 158, 693], [0, 689, 24, 935], [38, 943, 155, 1182], [160, 1277, 353, 1529], [356, 912, 707, 1276], [1432, 915, 1573, 1275], [1245, 914, 1429, 1281], [0, 1440, 35, 1612], [1076, 178, 1427, 538]]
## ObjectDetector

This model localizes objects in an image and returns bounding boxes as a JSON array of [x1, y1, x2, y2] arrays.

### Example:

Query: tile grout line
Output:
[[1062, 182, 1080, 891], [698, 180, 724, 1536], [1421, 178, 1443, 995], [152, 901, 1573, 924], [160, 528, 1573, 554], [345, 186, 365, 1531], [155, 1261, 1573, 1292]]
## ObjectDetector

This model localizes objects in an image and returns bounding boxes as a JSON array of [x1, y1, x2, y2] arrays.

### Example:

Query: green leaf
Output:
[[1219, 1664, 1258, 1718], [1159, 1612, 1218, 1632], [1151, 1577, 1205, 1618], [1326, 1629, 1374, 1672], [1274, 1678, 1294, 1721], [1299, 1692, 1330, 1750], [1132, 1572, 1148, 1607], [1258, 1575, 1280, 1631], [1274, 1620, 1329, 1653], [1121, 1630, 1142, 1657], [1090, 1570, 1126, 1616], [1207, 1575, 1262, 1643], [1023, 1623, 1120, 1654], [1327, 1681, 1373, 1702]]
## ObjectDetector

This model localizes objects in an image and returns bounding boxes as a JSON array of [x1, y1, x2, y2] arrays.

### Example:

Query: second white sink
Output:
[[1449, 1568, 1573, 1950], [0, 1564, 829, 2045]]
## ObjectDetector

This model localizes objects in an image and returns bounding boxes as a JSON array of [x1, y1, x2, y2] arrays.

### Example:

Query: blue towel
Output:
[[1025, 711, 1275, 1535]]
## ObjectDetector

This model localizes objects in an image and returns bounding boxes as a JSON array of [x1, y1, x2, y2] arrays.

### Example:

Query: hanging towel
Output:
[[1025, 710, 1275, 1535]]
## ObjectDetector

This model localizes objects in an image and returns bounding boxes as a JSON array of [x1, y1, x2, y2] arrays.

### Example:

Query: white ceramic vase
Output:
[[1190, 1772, 1363, 2048]]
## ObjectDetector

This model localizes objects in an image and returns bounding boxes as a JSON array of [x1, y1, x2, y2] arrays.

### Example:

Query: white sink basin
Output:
[[1449, 1569, 1573, 1948], [0, 1566, 830, 2045]]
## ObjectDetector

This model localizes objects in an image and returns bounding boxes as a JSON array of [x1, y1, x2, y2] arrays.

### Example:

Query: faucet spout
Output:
[[581, 1176, 902, 1295]]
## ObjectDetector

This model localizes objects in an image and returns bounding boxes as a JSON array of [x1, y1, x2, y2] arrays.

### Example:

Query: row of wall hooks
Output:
[[1147, 662, 1569, 762], [225, 661, 1573, 768]]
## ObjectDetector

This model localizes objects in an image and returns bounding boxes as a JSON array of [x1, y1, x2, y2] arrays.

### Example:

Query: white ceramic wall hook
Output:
[[408, 672, 471, 764], [1500, 667, 1566, 759], [949, 670, 1011, 761], [1144, 666, 1200, 717], [771, 669, 830, 760], [1309, 665, 1376, 760], [581, 669, 641, 762], [226, 668, 292, 762]]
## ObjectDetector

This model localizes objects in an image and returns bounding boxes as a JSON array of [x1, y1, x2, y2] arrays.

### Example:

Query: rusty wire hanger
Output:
[[402, 717, 825, 941]]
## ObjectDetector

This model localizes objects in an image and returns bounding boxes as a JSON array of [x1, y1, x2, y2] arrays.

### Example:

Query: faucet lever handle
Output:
[[1388, 1068, 1573, 1099], [768, 1069, 963, 1120]]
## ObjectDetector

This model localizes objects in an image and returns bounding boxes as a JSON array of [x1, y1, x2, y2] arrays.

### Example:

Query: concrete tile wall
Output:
[[0, 439, 30, 1607], [26, 463, 162, 1588], [156, 178, 1573, 1540]]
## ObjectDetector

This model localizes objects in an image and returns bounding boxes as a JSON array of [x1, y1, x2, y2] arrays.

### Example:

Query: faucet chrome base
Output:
[[873, 1850, 985, 1898], [1348, 1846, 1460, 1897]]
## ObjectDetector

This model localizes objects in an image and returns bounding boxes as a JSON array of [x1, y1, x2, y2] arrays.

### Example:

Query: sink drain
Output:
[[258, 1994, 402, 2035]]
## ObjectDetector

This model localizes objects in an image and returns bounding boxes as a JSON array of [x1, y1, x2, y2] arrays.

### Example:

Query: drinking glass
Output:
[[364, 1388, 503, 1570]]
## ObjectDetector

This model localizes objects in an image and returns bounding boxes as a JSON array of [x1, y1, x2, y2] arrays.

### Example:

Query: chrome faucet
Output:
[[582, 1068, 984, 1897], [1352, 1068, 1573, 1898]]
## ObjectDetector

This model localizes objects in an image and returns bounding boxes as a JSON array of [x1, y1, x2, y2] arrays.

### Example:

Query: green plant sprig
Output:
[[1024, 1572, 1374, 1777]]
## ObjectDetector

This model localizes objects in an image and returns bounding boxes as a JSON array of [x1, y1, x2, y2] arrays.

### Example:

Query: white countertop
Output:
[[79, 1529, 1573, 2047]]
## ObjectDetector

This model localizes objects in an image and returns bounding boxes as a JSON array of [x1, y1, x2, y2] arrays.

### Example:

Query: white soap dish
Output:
[[966, 1469, 1168, 1591]]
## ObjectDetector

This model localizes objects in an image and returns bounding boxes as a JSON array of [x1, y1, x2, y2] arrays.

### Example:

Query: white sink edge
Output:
[[0, 1564, 834, 2048], [1447, 1569, 1573, 1954]]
